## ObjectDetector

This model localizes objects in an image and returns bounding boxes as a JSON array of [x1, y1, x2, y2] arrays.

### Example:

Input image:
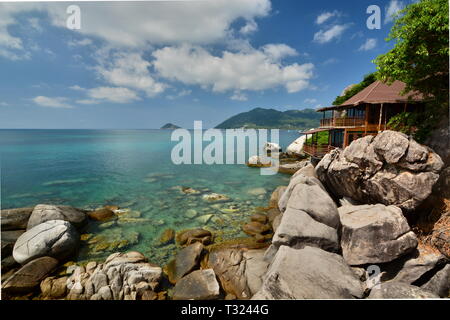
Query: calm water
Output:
[[0, 129, 299, 265]]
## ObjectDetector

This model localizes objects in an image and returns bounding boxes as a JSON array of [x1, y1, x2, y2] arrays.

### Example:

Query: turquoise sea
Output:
[[0, 129, 300, 265]]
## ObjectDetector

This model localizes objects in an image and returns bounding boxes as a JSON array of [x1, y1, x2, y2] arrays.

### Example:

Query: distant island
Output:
[[215, 107, 321, 130], [160, 123, 181, 129]]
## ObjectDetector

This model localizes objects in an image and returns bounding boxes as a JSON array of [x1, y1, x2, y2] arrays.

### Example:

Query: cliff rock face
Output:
[[316, 131, 444, 211]]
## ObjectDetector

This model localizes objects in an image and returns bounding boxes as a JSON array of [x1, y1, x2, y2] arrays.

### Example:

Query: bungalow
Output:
[[303, 80, 425, 159]]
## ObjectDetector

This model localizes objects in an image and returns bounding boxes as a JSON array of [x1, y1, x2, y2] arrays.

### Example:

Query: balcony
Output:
[[303, 144, 336, 158], [320, 117, 365, 128]]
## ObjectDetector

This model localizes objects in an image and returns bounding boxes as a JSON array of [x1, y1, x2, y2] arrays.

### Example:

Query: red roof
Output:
[[317, 80, 424, 112]]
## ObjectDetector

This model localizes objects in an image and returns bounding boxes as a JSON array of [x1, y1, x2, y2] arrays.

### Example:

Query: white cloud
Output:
[[76, 99, 100, 105], [316, 11, 340, 25], [240, 19, 258, 35], [95, 51, 166, 97], [166, 89, 192, 100], [304, 98, 317, 104], [153, 44, 314, 94], [313, 24, 349, 44], [33, 96, 73, 109], [68, 38, 93, 47], [230, 92, 248, 101], [46, 0, 271, 47], [359, 38, 377, 51], [262, 44, 298, 61], [0, 101, 9, 107], [385, 0, 405, 24], [87, 87, 141, 104]]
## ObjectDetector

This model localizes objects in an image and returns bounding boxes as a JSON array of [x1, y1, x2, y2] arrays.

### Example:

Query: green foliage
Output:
[[306, 131, 329, 145], [333, 73, 377, 105], [387, 102, 445, 142], [215, 108, 322, 130], [374, 0, 449, 108]]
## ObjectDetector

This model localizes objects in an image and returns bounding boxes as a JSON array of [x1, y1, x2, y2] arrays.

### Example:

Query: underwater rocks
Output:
[[157, 228, 175, 246], [87, 229, 140, 254], [176, 229, 212, 246], [88, 208, 116, 222], [202, 193, 231, 203]]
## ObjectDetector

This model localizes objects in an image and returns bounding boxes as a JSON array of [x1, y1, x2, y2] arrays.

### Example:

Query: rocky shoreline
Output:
[[1, 131, 449, 300]]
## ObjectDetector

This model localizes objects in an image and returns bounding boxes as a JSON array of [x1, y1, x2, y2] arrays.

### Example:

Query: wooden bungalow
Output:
[[303, 80, 425, 159]]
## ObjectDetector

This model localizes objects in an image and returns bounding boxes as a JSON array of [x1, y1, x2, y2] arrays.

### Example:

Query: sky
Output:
[[0, 0, 412, 129]]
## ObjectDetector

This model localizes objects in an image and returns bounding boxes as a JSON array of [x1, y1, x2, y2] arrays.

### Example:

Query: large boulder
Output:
[[166, 242, 204, 284], [272, 208, 339, 253], [339, 204, 418, 265], [27, 204, 87, 230], [1, 207, 33, 231], [368, 281, 439, 299], [172, 269, 220, 300], [2, 256, 59, 296], [13, 220, 80, 264], [205, 247, 268, 299], [268, 186, 286, 208], [253, 246, 364, 299], [316, 131, 444, 211], [286, 135, 306, 157]]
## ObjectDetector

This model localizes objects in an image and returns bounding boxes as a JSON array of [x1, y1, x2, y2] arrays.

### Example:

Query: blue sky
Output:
[[0, 0, 410, 129]]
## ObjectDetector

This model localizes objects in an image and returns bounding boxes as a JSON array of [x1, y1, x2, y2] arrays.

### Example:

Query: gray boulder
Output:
[[1, 207, 33, 231], [368, 281, 439, 299], [2, 256, 59, 296], [420, 264, 450, 297], [253, 246, 364, 299], [172, 269, 220, 300], [339, 204, 418, 265], [316, 131, 444, 211], [166, 242, 204, 284], [13, 220, 80, 264], [27, 204, 87, 230], [391, 245, 447, 284], [272, 208, 339, 253]]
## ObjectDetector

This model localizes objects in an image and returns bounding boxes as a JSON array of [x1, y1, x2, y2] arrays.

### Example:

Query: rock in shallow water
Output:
[[339, 204, 418, 265], [166, 242, 204, 284], [27, 204, 87, 230], [172, 269, 220, 300], [2, 256, 59, 296], [13, 220, 80, 264]]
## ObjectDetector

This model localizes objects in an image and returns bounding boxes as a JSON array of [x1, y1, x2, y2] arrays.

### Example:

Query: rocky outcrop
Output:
[[1, 207, 33, 231], [13, 220, 80, 264], [40, 276, 69, 299], [368, 281, 439, 299], [2, 257, 59, 296], [339, 204, 418, 265], [176, 228, 212, 246], [316, 131, 444, 211], [172, 269, 220, 300], [66, 251, 162, 300], [253, 246, 364, 299], [27, 204, 87, 230]]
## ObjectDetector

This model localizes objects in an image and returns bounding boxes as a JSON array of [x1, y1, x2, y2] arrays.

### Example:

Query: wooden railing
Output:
[[303, 144, 336, 158], [320, 117, 365, 128]]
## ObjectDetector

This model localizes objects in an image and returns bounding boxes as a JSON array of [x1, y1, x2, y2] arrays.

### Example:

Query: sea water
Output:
[[0, 129, 300, 265]]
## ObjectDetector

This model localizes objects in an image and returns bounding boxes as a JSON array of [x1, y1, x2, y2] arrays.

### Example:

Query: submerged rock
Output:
[[316, 132, 444, 211], [13, 220, 80, 264], [202, 193, 231, 203], [157, 228, 175, 246], [27, 204, 87, 230], [88, 208, 116, 222]]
